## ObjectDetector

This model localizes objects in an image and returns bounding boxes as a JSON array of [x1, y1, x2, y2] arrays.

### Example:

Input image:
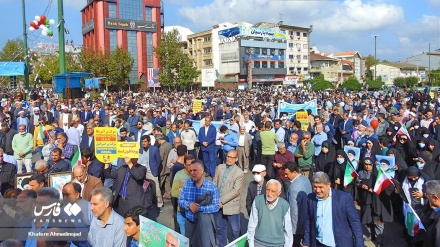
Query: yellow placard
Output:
[[193, 99, 203, 113], [94, 127, 118, 163], [296, 111, 309, 131], [116, 142, 140, 158]]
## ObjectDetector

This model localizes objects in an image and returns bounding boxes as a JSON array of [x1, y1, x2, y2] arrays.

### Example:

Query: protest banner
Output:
[[192, 99, 203, 113], [295, 111, 309, 131], [277, 99, 317, 118], [116, 142, 140, 158], [94, 127, 118, 163], [139, 215, 189, 247]]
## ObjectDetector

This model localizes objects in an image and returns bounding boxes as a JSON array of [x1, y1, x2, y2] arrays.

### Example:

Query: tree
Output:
[[364, 55, 378, 80], [155, 29, 199, 88], [0, 38, 24, 62], [366, 79, 384, 90], [340, 76, 362, 91], [430, 69, 440, 86], [108, 47, 134, 87], [78, 49, 110, 78], [393, 77, 406, 87], [406, 76, 419, 87], [311, 74, 335, 91]]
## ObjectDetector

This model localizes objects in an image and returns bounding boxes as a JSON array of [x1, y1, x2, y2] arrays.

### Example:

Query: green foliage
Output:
[[341, 76, 362, 91], [0, 38, 24, 61], [155, 29, 199, 87], [393, 76, 419, 87], [430, 70, 440, 86], [311, 74, 335, 91], [108, 47, 134, 87], [366, 79, 384, 90], [365, 55, 378, 80], [78, 49, 110, 78]]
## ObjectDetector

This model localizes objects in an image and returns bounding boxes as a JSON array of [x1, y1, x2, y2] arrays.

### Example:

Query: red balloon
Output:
[[370, 119, 379, 129], [30, 21, 38, 29]]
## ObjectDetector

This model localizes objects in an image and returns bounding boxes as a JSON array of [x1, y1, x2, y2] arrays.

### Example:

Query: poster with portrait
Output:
[[139, 215, 189, 247], [375, 155, 396, 178], [344, 146, 361, 161], [48, 172, 73, 198], [15, 172, 35, 190]]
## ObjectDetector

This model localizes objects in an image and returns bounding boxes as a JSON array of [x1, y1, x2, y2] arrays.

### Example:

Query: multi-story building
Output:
[[333, 51, 363, 82], [279, 24, 311, 84], [81, 0, 164, 85], [406, 52, 440, 71], [310, 51, 340, 82], [187, 30, 214, 84], [371, 62, 427, 86]]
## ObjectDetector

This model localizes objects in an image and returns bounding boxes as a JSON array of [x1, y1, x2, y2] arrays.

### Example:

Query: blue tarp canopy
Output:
[[85, 77, 106, 89], [0, 62, 25, 76], [53, 72, 92, 93]]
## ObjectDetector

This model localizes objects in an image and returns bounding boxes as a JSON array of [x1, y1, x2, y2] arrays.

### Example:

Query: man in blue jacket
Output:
[[303, 172, 364, 247], [198, 115, 217, 177]]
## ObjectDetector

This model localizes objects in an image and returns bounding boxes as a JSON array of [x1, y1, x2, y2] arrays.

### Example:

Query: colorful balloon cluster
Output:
[[29, 15, 55, 37]]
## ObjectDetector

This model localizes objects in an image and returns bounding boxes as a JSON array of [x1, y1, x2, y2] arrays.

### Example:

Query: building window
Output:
[[296, 55, 301, 59], [262, 62, 267, 68], [146, 33, 153, 68], [270, 62, 275, 68], [108, 3, 116, 18], [303, 32, 308, 37], [279, 62, 285, 68], [288, 43, 293, 48], [262, 49, 267, 55], [303, 68, 308, 72], [204, 60, 212, 66], [270, 49, 275, 55], [303, 55, 308, 60], [289, 31, 293, 35], [146, 7, 152, 21], [297, 67, 302, 73], [109, 30, 117, 51], [289, 67, 295, 71], [278, 50, 284, 56], [204, 36, 211, 42], [254, 61, 260, 68], [127, 31, 138, 83], [296, 32, 300, 36], [119, 0, 143, 20], [303, 44, 308, 49], [203, 48, 212, 54]]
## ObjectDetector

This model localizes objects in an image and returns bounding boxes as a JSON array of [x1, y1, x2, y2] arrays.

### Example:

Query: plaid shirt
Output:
[[178, 178, 220, 222]]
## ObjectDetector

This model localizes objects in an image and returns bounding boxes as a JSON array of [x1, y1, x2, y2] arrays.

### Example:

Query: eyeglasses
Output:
[[252, 172, 262, 174], [400, 138, 408, 141], [226, 156, 237, 159]]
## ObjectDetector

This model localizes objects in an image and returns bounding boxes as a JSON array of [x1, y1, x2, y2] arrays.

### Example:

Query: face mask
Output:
[[19, 131, 25, 135], [416, 162, 425, 169], [423, 134, 429, 138], [414, 126, 419, 129], [143, 120, 147, 123], [253, 174, 263, 183], [337, 158, 345, 164], [419, 143, 426, 148]]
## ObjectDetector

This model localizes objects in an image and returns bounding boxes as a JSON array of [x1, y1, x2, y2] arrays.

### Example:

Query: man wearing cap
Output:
[[15, 110, 29, 133], [58, 106, 72, 131], [29, 107, 41, 135], [246, 164, 267, 214]]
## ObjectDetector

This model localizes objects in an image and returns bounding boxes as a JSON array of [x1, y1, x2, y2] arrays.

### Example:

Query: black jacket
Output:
[[0, 162, 16, 186]]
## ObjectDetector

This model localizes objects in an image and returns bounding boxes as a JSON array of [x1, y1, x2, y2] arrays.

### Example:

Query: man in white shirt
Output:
[[242, 113, 256, 133], [75, 117, 85, 137], [65, 120, 81, 146]]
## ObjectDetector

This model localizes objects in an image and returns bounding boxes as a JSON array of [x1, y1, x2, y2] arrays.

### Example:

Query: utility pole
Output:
[[247, 48, 254, 89], [373, 35, 378, 80], [21, 0, 29, 93], [58, 0, 66, 74], [428, 42, 433, 85]]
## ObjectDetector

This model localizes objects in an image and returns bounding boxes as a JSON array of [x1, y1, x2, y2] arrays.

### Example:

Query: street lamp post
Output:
[[428, 42, 433, 85], [373, 35, 378, 80]]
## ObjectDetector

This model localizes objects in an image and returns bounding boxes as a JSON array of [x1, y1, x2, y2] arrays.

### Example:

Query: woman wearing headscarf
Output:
[[356, 157, 394, 247], [415, 151, 440, 180], [329, 150, 356, 196], [314, 141, 335, 174], [427, 139, 440, 161], [393, 133, 417, 167], [360, 137, 382, 164], [400, 166, 431, 208], [386, 148, 408, 180], [383, 127, 395, 146]]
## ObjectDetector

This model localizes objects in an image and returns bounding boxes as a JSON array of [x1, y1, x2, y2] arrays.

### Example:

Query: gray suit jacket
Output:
[[213, 164, 244, 215], [239, 132, 253, 157], [287, 174, 312, 234]]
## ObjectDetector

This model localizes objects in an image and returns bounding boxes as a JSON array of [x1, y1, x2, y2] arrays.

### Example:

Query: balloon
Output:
[[45, 24, 50, 28], [39, 24, 46, 29], [41, 30, 47, 36], [370, 119, 379, 129], [29, 27, 35, 31], [40, 15, 46, 23], [47, 29, 53, 36], [49, 19, 55, 25], [45, 19, 49, 24], [35, 16, 40, 21]]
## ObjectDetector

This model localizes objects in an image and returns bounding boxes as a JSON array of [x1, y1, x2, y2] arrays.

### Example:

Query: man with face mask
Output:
[[12, 124, 33, 173], [246, 164, 267, 215]]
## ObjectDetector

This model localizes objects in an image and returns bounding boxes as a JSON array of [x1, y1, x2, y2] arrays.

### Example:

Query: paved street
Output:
[[157, 171, 407, 247]]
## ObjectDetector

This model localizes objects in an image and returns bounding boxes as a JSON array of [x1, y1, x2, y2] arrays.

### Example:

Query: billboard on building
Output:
[[218, 26, 286, 40], [201, 69, 217, 87], [147, 68, 160, 87]]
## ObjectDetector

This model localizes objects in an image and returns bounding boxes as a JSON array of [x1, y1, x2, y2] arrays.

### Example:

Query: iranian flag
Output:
[[403, 202, 424, 236], [344, 162, 358, 188], [70, 149, 82, 170], [373, 167, 392, 195], [225, 233, 247, 247], [37, 124, 47, 141], [395, 125, 411, 140]]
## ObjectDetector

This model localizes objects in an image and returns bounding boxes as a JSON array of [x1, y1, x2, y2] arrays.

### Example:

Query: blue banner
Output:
[[278, 99, 317, 116], [190, 120, 224, 135]]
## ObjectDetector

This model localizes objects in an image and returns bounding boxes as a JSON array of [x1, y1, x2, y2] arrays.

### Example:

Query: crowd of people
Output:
[[0, 86, 438, 247]]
